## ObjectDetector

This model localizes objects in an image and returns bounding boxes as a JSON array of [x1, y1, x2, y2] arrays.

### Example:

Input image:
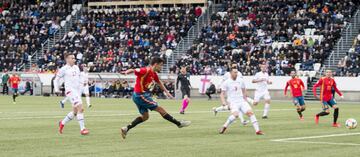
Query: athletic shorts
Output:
[[254, 90, 271, 102], [65, 89, 82, 106], [293, 96, 305, 106], [181, 87, 191, 98], [322, 98, 337, 110], [81, 85, 89, 95], [12, 88, 18, 94], [229, 101, 252, 114], [133, 92, 158, 114]]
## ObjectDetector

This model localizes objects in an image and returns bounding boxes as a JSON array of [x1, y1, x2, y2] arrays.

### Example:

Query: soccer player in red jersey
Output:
[[284, 71, 306, 120], [313, 70, 344, 127], [9, 74, 21, 104], [120, 57, 191, 139]]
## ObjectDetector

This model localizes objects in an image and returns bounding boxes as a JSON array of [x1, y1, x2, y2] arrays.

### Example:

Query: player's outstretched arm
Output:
[[158, 80, 174, 99], [220, 90, 227, 106], [312, 79, 322, 99], [284, 82, 289, 96], [333, 81, 343, 97], [122, 69, 135, 75]]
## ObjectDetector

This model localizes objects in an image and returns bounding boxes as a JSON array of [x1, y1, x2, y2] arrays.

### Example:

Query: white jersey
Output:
[[80, 72, 89, 86], [254, 72, 269, 92], [221, 71, 243, 84], [55, 64, 81, 92], [221, 78, 246, 103]]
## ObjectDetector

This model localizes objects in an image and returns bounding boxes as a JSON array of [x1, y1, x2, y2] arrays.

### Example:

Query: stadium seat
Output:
[[295, 63, 301, 71], [314, 63, 321, 72], [309, 71, 317, 78]]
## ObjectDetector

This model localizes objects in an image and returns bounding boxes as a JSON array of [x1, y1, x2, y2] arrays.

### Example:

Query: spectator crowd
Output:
[[175, 0, 358, 76]]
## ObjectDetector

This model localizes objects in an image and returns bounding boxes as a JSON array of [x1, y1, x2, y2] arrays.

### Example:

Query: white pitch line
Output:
[[274, 140, 360, 146], [272, 132, 360, 142]]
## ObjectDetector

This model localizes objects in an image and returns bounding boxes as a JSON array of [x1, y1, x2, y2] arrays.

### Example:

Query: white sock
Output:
[[250, 115, 260, 132], [77, 113, 85, 130], [61, 97, 68, 104], [61, 112, 74, 125], [224, 115, 236, 128], [263, 103, 270, 117], [246, 97, 254, 105], [238, 111, 245, 122], [216, 105, 229, 112], [86, 96, 90, 106]]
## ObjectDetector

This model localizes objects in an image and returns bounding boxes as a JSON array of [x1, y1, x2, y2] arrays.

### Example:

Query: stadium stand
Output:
[[0, 0, 79, 72], [175, 0, 357, 76], [336, 33, 360, 76], [36, 7, 200, 72]]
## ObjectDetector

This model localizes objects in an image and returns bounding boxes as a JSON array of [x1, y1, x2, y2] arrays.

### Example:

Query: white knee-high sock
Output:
[[85, 96, 90, 106], [216, 105, 229, 112], [224, 115, 236, 128], [263, 103, 270, 117], [250, 115, 260, 132], [77, 113, 85, 130], [61, 112, 74, 125], [246, 97, 254, 105], [238, 111, 245, 122]]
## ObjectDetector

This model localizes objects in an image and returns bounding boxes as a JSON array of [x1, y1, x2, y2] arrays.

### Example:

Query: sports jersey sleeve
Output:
[[254, 73, 260, 81], [312, 78, 323, 97], [54, 68, 65, 92], [332, 81, 342, 96], [284, 81, 289, 95], [134, 68, 147, 76], [221, 81, 228, 91]]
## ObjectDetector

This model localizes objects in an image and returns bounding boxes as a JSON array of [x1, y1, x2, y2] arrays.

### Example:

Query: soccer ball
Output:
[[345, 118, 357, 129]]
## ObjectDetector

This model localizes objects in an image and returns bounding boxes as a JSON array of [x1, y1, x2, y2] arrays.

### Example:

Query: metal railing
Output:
[[324, 9, 360, 70], [165, 3, 219, 74]]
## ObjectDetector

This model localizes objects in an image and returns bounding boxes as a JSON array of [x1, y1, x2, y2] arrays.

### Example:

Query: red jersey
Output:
[[284, 78, 305, 97], [133, 67, 160, 93], [9, 76, 21, 88], [313, 77, 342, 101]]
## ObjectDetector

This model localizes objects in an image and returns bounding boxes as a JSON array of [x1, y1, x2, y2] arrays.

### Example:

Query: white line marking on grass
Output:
[[272, 132, 360, 142], [271, 132, 360, 146], [274, 140, 360, 146]]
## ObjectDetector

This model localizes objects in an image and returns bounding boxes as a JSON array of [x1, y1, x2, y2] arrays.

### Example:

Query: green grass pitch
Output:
[[0, 96, 359, 157]]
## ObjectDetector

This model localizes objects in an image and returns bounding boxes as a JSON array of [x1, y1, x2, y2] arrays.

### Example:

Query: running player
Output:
[[55, 54, 89, 135], [250, 64, 272, 119], [59, 65, 91, 108], [120, 57, 191, 139], [219, 68, 264, 135], [212, 63, 249, 125], [313, 70, 344, 127], [176, 66, 191, 114], [80, 65, 91, 108], [9, 74, 20, 104], [284, 71, 306, 120]]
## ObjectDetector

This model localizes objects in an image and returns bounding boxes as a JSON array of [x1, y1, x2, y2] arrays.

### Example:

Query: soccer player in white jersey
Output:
[[212, 64, 249, 126], [80, 65, 91, 108], [59, 65, 92, 108], [219, 68, 263, 135], [54, 54, 89, 135], [250, 64, 272, 119]]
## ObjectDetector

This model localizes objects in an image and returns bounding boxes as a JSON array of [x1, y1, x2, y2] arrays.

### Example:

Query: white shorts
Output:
[[65, 89, 82, 106], [81, 85, 89, 95], [254, 90, 271, 102], [229, 101, 252, 114]]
